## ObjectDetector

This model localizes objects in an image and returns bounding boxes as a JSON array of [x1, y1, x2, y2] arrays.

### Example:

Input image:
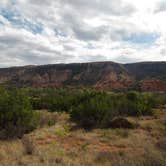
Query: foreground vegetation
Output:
[[0, 87, 38, 138], [0, 87, 165, 138], [0, 108, 166, 166], [0, 87, 165, 165], [23, 88, 166, 129]]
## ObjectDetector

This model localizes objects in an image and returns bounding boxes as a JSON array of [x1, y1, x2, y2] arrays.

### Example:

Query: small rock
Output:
[[109, 117, 134, 129]]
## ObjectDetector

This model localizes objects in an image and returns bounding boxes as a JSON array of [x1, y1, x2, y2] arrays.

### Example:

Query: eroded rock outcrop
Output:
[[0, 61, 165, 91]]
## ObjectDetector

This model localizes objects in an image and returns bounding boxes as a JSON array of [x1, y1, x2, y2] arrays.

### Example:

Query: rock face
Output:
[[0, 61, 165, 91], [139, 79, 166, 91]]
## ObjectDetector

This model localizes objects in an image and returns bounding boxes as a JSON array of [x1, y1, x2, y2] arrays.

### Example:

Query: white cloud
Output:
[[0, 0, 165, 67], [155, 0, 166, 13]]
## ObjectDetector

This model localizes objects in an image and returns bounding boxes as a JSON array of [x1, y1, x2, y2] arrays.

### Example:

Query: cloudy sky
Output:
[[0, 0, 166, 67]]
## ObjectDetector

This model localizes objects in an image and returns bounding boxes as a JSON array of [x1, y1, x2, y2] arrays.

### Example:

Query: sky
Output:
[[0, 0, 166, 67]]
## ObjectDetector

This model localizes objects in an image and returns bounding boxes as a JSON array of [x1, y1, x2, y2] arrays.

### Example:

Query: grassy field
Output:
[[0, 107, 166, 166]]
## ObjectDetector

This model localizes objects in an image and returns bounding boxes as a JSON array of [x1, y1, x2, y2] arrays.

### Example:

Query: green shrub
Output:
[[48, 118, 56, 126], [70, 91, 157, 129], [0, 87, 38, 139], [70, 91, 118, 128], [18, 88, 165, 130]]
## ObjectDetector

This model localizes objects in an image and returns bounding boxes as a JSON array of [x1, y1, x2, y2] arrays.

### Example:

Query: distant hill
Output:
[[0, 61, 166, 91]]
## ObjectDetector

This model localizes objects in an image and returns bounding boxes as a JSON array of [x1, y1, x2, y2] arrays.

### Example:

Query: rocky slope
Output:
[[0, 61, 165, 91]]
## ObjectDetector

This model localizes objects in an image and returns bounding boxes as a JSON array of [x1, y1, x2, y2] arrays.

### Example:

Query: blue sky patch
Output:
[[54, 28, 67, 37], [11, 0, 17, 5], [123, 32, 159, 45], [0, 7, 43, 34]]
